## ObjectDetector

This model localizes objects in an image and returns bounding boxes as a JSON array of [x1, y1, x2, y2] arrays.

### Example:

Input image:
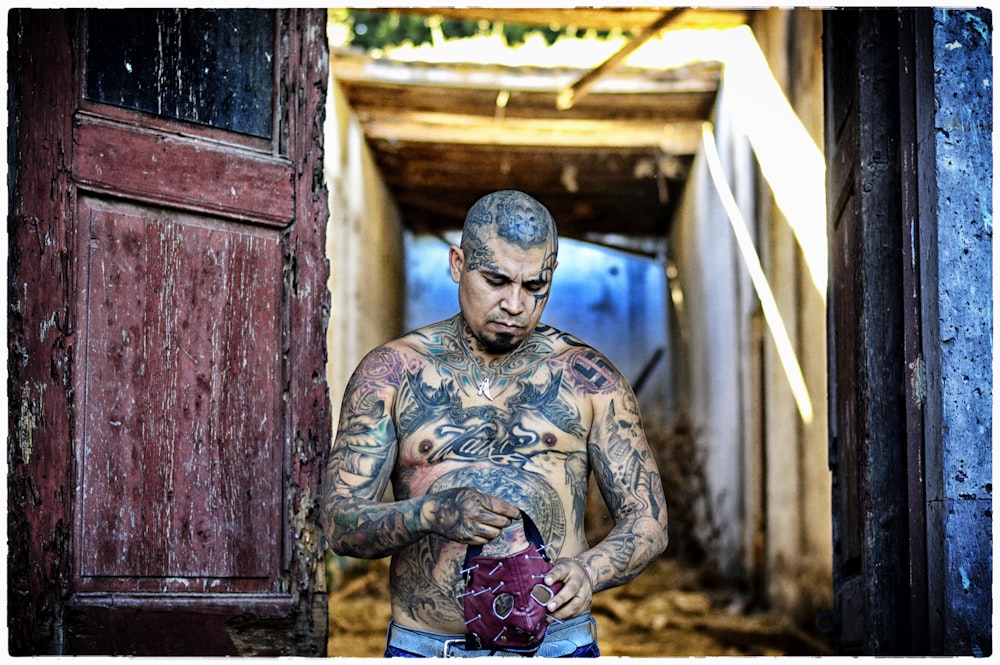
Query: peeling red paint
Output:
[[9, 9, 330, 655]]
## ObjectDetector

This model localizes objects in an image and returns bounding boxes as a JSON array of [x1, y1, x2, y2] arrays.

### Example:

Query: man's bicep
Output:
[[325, 346, 403, 503], [326, 414, 398, 500], [588, 393, 664, 520]]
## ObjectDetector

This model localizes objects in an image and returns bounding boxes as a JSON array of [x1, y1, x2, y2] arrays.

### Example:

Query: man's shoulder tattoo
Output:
[[352, 344, 405, 390], [563, 347, 620, 394]]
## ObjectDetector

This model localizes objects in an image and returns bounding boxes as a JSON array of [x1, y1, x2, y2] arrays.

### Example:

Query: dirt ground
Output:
[[325, 557, 832, 658]]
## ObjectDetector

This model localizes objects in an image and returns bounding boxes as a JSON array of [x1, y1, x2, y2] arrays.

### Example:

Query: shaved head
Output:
[[461, 190, 558, 272]]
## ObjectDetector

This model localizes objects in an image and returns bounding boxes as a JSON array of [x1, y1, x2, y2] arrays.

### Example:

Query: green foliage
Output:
[[347, 10, 430, 50], [338, 9, 613, 50]]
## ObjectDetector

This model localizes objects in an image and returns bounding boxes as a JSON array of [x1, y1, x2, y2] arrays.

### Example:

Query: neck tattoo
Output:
[[458, 320, 525, 401]]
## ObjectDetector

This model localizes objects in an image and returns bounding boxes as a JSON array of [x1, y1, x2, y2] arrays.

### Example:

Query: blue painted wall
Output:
[[921, 8, 992, 656]]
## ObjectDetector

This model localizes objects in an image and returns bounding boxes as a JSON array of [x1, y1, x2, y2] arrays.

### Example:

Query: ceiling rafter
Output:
[[330, 7, 751, 247], [557, 9, 687, 110]]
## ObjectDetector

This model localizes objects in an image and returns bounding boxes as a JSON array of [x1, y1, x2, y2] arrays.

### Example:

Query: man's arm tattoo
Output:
[[322, 346, 425, 558], [586, 396, 669, 590]]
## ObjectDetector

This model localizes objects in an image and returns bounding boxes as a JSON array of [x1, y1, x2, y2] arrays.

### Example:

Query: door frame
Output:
[[823, 8, 933, 655]]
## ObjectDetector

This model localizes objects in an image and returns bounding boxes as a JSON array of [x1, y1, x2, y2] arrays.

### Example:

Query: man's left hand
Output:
[[543, 557, 594, 621]]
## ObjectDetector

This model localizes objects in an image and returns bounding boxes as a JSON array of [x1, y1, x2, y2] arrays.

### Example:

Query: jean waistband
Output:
[[386, 613, 597, 658]]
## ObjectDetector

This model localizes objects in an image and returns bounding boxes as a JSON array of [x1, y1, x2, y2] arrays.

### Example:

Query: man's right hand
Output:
[[418, 487, 521, 545]]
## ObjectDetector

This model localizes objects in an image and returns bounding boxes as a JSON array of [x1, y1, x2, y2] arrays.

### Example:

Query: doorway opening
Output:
[[323, 8, 832, 657]]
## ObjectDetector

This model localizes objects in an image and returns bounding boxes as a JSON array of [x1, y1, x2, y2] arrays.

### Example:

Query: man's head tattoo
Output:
[[461, 190, 558, 272]]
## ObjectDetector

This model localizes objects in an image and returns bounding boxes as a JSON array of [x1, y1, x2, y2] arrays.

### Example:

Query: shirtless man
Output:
[[322, 190, 668, 657]]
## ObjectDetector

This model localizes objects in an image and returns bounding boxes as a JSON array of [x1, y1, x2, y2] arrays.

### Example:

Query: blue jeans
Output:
[[384, 614, 600, 658], [384, 642, 600, 658]]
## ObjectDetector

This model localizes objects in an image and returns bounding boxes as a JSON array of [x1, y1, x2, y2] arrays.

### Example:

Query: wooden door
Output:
[[824, 11, 867, 652], [824, 8, 925, 655], [8, 9, 330, 655]]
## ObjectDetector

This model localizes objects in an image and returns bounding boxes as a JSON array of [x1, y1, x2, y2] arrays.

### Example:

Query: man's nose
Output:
[[500, 285, 526, 315]]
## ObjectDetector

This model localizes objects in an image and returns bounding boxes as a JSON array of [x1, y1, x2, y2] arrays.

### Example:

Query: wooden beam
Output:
[[369, 141, 692, 191], [557, 9, 687, 110], [361, 112, 703, 152], [332, 52, 721, 96], [335, 75, 719, 122], [392, 7, 750, 34]]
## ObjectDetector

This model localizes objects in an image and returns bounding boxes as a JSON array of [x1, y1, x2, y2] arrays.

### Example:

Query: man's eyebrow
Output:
[[480, 268, 548, 285], [480, 268, 511, 281]]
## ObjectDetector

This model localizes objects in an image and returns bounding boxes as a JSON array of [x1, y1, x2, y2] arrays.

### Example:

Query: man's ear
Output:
[[448, 246, 464, 284]]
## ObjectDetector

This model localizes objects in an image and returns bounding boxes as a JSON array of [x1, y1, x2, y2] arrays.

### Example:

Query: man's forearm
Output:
[[575, 514, 668, 592], [325, 496, 427, 559]]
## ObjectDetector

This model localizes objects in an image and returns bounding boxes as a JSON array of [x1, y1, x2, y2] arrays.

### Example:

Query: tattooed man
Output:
[[323, 190, 668, 657]]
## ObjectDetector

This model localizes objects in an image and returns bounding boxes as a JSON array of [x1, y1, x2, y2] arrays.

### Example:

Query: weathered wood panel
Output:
[[825, 9, 912, 655], [66, 594, 295, 655], [273, 8, 332, 656], [9, 8, 331, 656], [8, 9, 80, 655], [76, 197, 282, 586], [896, 11, 928, 654], [73, 113, 295, 227]]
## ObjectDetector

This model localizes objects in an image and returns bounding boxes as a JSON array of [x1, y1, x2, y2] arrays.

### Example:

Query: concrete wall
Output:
[[668, 10, 832, 623], [669, 80, 755, 579], [750, 8, 833, 622], [324, 75, 406, 420], [920, 8, 992, 655]]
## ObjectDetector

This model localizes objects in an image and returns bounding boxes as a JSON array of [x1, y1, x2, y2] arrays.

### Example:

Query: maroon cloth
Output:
[[461, 514, 564, 653]]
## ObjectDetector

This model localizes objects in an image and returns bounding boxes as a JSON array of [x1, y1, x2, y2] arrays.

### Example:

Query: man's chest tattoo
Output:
[[395, 366, 585, 465]]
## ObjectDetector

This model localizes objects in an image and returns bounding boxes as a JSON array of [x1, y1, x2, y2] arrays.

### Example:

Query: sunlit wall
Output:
[[668, 9, 831, 621]]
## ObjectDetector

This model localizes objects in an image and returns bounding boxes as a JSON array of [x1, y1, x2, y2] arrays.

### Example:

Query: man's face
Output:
[[450, 235, 557, 354]]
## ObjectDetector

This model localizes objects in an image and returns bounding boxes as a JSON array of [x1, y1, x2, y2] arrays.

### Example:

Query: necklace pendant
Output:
[[477, 376, 494, 401]]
